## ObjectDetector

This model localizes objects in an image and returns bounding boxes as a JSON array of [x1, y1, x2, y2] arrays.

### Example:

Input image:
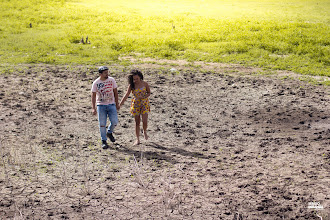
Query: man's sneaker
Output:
[[107, 132, 115, 142], [102, 140, 109, 149]]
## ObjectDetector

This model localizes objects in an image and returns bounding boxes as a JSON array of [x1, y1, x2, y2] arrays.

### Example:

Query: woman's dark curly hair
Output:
[[128, 69, 143, 90]]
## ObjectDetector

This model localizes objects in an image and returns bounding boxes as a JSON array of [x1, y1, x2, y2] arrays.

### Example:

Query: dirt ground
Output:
[[0, 61, 329, 219]]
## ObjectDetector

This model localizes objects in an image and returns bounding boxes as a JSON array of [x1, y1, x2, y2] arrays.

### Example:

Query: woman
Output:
[[119, 69, 151, 145]]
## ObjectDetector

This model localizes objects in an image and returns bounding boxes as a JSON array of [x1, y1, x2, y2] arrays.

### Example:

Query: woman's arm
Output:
[[143, 82, 151, 99], [119, 85, 131, 107]]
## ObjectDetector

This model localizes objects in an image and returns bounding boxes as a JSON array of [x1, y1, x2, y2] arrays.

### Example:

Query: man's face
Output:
[[100, 70, 109, 79]]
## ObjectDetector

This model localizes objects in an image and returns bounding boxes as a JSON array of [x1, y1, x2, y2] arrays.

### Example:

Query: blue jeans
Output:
[[97, 104, 118, 141]]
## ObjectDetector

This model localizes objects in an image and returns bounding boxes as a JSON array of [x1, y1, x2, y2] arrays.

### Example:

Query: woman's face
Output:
[[133, 75, 141, 84]]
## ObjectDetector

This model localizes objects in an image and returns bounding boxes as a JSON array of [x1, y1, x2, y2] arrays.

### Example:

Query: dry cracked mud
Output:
[[0, 62, 329, 219]]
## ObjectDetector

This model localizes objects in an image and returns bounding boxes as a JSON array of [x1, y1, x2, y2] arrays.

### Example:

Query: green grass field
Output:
[[0, 0, 329, 76]]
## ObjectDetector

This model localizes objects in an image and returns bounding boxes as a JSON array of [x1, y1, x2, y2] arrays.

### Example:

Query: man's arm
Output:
[[91, 92, 97, 115], [113, 88, 119, 110]]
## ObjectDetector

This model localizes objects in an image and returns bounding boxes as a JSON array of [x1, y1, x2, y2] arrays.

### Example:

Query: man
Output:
[[91, 66, 120, 149]]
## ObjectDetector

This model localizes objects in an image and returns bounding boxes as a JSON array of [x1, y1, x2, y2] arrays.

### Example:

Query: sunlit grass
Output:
[[76, 0, 330, 21], [0, 0, 329, 76]]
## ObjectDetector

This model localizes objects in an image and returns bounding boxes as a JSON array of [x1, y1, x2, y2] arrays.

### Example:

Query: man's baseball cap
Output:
[[98, 66, 109, 73]]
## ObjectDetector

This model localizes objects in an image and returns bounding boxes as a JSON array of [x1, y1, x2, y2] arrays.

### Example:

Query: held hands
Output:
[[118, 102, 124, 110], [92, 108, 97, 116]]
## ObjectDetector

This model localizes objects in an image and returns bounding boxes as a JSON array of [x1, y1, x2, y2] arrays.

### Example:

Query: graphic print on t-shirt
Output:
[[97, 81, 114, 103]]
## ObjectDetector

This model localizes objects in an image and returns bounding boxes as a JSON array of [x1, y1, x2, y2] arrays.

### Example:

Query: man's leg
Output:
[[97, 105, 107, 141], [107, 104, 118, 142]]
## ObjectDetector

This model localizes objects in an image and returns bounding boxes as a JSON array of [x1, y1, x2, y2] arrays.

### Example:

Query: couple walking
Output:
[[91, 66, 151, 149]]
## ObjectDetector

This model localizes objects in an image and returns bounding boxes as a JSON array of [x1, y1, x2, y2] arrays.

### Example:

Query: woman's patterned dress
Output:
[[130, 86, 150, 116]]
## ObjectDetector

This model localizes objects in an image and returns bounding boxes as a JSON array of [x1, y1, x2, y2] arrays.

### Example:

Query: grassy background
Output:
[[0, 0, 329, 76]]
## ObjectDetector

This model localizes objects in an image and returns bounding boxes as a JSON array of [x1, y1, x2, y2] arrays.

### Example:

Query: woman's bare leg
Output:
[[142, 113, 148, 140], [134, 115, 141, 145]]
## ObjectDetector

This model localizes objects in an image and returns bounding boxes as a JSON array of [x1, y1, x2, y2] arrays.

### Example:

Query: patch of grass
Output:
[[0, 0, 329, 76], [299, 76, 330, 86]]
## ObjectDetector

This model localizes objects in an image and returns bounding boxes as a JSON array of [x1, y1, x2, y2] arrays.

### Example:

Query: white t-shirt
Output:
[[91, 77, 117, 105]]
